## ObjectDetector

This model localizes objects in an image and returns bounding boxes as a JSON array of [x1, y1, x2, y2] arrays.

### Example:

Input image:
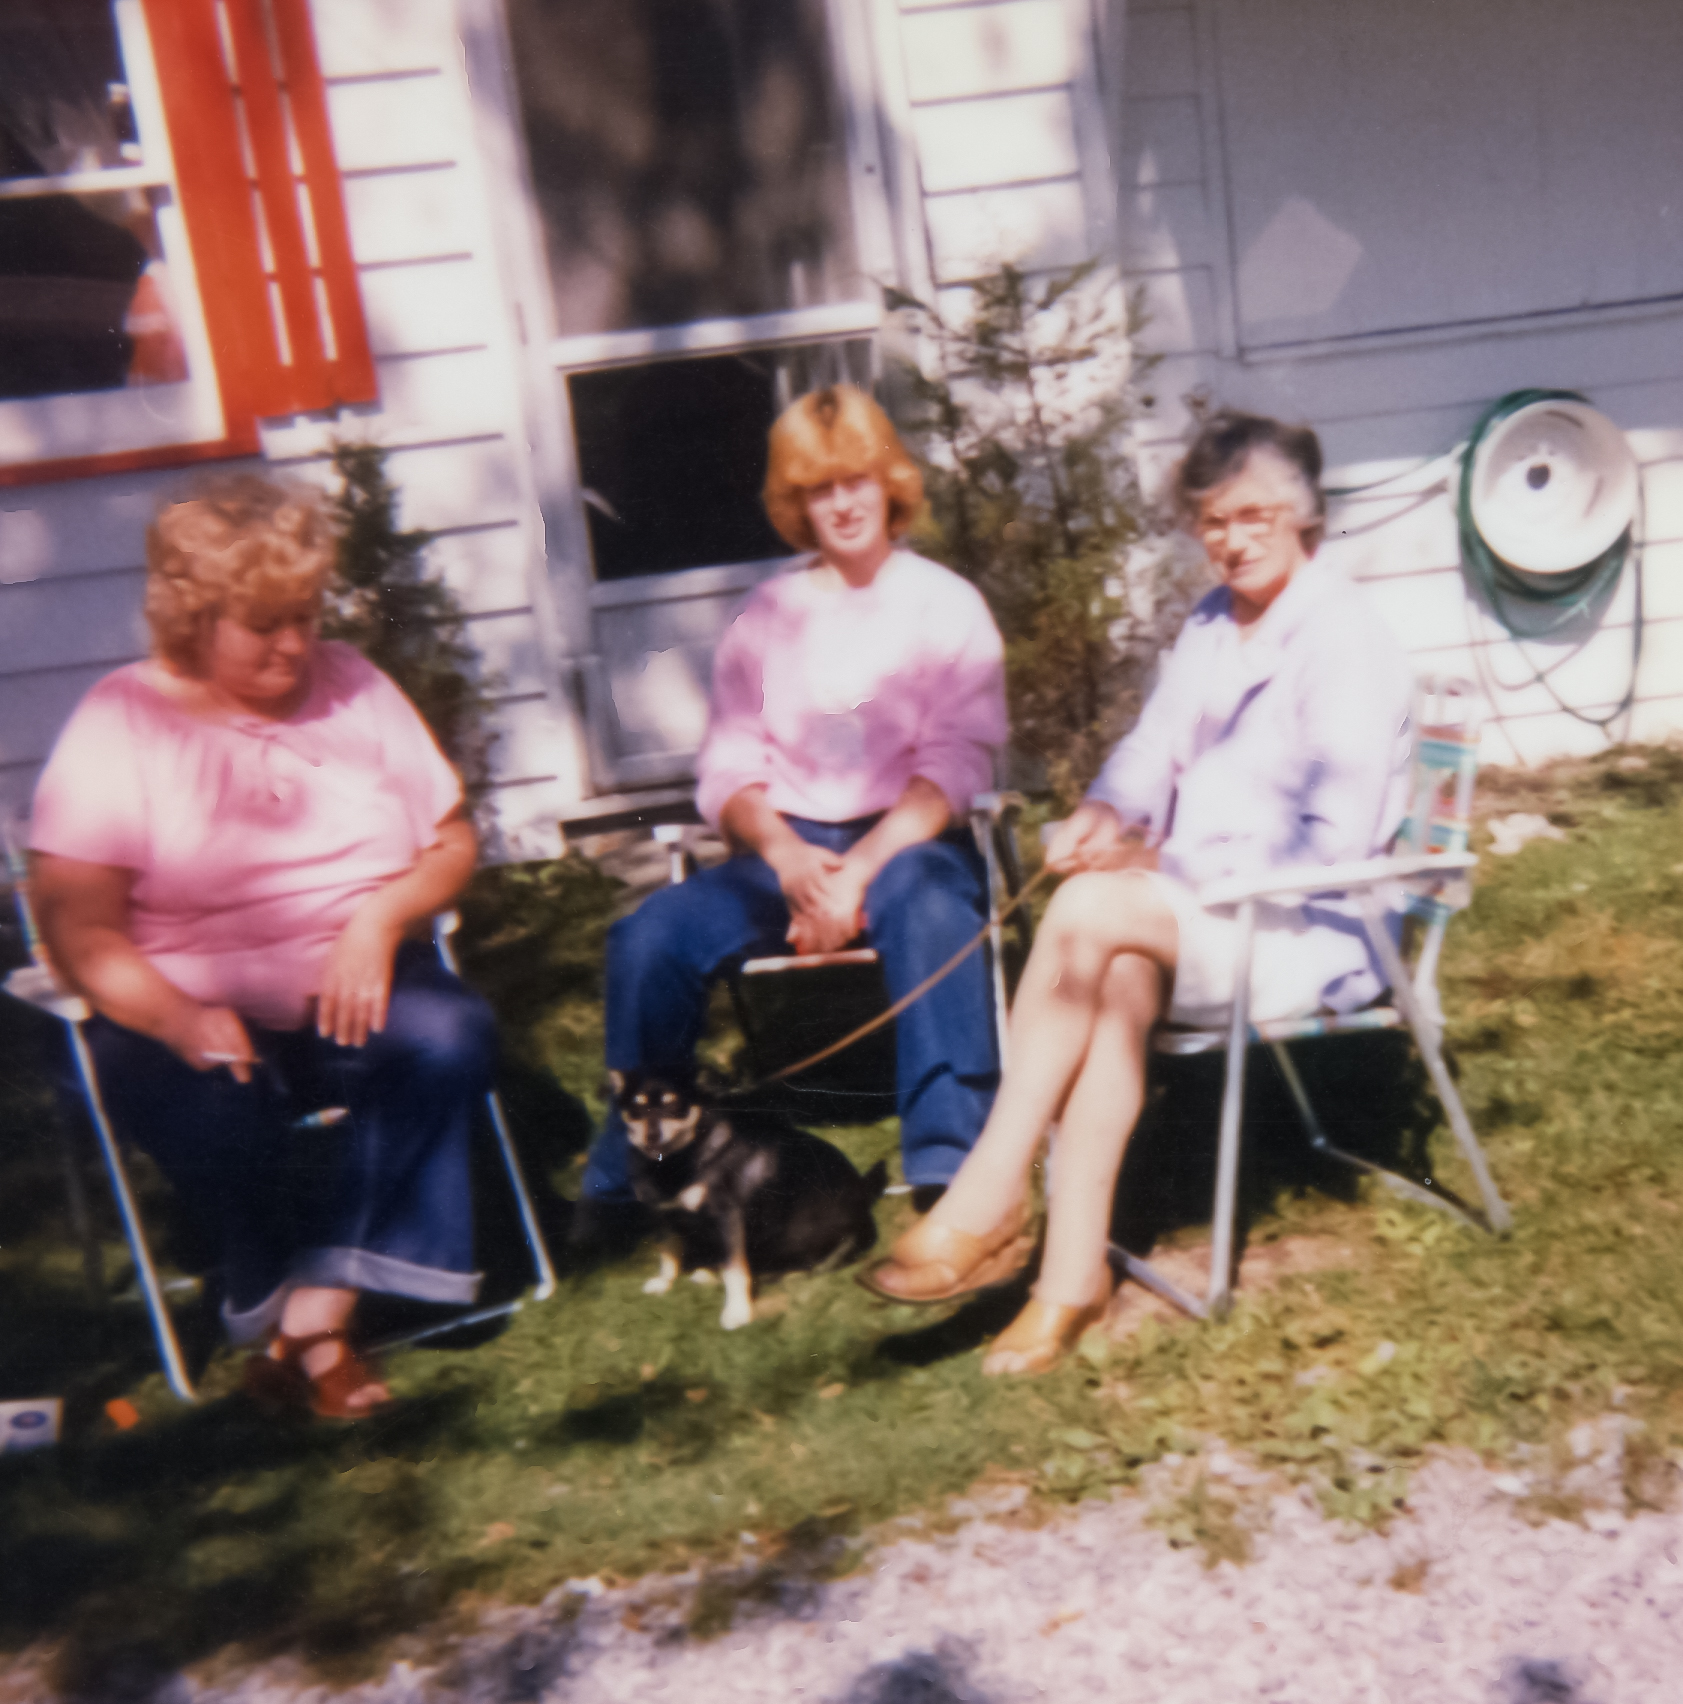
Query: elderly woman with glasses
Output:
[[864, 410, 1415, 1374], [29, 476, 494, 1417], [576, 385, 1007, 1256]]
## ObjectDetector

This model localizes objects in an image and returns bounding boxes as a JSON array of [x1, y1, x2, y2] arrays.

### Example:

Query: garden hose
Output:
[[1456, 388, 1643, 728]]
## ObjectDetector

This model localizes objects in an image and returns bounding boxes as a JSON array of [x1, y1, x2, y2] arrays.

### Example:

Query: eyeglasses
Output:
[[1193, 503, 1300, 545]]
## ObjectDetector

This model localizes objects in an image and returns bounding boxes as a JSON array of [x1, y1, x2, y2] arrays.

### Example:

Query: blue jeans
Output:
[[85, 942, 495, 1342], [581, 815, 1000, 1201]]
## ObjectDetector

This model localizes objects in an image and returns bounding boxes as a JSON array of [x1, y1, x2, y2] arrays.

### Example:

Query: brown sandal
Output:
[[981, 1284, 1112, 1378], [858, 1206, 1037, 1304], [244, 1329, 390, 1419]]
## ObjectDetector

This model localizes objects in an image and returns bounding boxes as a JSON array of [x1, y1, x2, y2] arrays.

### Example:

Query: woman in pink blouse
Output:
[[577, 387, 1008, 1240], [30, 476, 494, 1417]]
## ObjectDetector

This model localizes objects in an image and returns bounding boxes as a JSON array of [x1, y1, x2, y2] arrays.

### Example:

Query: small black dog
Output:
[[611, 1068, 887, 1330]]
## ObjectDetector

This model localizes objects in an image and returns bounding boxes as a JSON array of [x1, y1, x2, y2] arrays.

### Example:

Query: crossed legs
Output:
[[896, 868, 1178, 1321]]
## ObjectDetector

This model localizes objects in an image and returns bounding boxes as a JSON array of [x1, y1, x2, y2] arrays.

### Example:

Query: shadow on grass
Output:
[[1113, 1030, 1443, 1257], [0, 1382, 490, 1697], [873, 1281, 1033, 1369]]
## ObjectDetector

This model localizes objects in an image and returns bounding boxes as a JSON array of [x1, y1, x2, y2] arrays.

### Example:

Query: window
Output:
[[572, 338, 874, 581], [505, 0, 884, 583], [510, 0, 864, 338], [0, 0, 376, 486]]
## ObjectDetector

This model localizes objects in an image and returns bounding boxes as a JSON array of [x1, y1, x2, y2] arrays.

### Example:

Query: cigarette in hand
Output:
[[291, 1106, 350, 1132], [201, 1051, 248, 1064]]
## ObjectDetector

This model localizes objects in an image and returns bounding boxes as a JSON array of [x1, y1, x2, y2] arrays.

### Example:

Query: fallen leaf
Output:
[[640, 1363, 658, 1382], [1042, 1609, 1085, 1636], [480, 1521, 515, 1547], [1051, 1427, 1104, 1452], [685, 1388, 709, 1404], [104, 1398, 140, 1431], [818, 1382, 846, 1401]]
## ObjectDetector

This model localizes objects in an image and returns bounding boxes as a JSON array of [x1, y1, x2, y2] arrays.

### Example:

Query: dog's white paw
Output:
[[642, 1273, 675, 1296], [719, 1297, 754, 1330], [689, 1267, 718, 1286]]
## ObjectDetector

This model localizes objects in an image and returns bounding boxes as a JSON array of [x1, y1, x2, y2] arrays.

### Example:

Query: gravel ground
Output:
[[14, 1417, 1683, 1704]]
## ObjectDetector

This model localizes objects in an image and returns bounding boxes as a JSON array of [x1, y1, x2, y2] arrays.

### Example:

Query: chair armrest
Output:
[[970, 791, 1024, 823], [1197, 851, 1477, 909], [4, 963, 91, 1023]]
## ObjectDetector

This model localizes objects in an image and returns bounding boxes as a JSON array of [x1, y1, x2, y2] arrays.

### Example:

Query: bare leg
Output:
[[276, 1284, 389, 1410], [934, 870, 1176, 1241], [1036, 951, 1164, 1303]]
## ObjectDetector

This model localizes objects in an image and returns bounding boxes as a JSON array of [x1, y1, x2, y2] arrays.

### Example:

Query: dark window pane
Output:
[[0, 193, 187, 400], [570, 340, 872, 579], [507, 0, 862, 336], [0, 0, 135, 179]]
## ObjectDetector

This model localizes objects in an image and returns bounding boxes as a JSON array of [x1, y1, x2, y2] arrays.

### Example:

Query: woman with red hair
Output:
[[577, 386, 1008, 1260]]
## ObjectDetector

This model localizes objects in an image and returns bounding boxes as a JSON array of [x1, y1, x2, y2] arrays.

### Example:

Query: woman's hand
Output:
[[315, 910, 404, 1047], [786, 860, 869, 956], [165, 1003, 257, 1083], [1044, 802, 1158, 874], [766, 839, 866, 954]]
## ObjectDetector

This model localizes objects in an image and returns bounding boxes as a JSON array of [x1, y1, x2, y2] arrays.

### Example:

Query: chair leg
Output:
[[971, 807, 1013, 1072], [1207, 900, 1256, 1317], [484, 1085, 557, 1301], [432, 916, 558, 1301], [1359, 900, 1513, 1234], [1267, 1041, 1486, 1230], [67, 1022, 196, 1402], [54, 1115, 104, 1301]]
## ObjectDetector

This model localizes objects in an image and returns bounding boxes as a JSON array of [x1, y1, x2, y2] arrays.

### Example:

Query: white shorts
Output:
[[1138, 871, 1332, 1030]]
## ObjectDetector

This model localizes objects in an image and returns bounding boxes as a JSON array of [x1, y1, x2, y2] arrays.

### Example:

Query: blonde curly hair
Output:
[[762, 385, 925, 551], [144, 475, 338, 669]]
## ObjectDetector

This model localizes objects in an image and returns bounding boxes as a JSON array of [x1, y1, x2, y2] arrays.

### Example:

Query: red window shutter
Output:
[[140, 0, 377, 430]]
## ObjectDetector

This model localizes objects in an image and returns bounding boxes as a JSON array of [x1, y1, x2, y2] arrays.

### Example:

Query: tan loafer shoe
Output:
[[980, 1286, 1111, 1377], [858, 1206, 1036, 1304]]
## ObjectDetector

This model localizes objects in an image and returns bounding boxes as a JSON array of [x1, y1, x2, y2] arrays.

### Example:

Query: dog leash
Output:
[[746, 863, 1056, 1090]]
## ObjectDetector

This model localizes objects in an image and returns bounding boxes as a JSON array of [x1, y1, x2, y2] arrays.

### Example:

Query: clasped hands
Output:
[[770, 838, 872, 956]]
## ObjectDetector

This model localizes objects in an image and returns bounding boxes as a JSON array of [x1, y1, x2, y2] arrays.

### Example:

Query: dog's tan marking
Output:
[[642, 1241, 680, 1296], [677, 1182, 708, 1212], [658, 1105, 702, 1149]]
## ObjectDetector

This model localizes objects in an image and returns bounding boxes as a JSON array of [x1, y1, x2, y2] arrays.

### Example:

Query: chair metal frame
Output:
[[3, 850, 555, 1403], [1119, 677, 1512, 1320]]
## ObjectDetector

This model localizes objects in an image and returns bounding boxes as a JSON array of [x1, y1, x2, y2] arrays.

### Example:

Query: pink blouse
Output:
[[30, 642, 462, 1030], [695, 550, 1007, 828]]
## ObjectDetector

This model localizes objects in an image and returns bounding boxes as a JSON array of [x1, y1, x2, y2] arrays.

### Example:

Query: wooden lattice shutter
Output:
[[141, 0, 377, 433]]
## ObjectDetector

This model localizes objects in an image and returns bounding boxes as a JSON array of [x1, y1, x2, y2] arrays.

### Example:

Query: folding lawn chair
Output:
[[655, 793, 1028, 1114], [1123, 676, 1513, 1322], [2, 835, 556, 1402]]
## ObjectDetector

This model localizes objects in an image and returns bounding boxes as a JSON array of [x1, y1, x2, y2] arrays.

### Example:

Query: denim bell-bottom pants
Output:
[[84, 942, 495, 1343], [581, 814, 1000, 1202]]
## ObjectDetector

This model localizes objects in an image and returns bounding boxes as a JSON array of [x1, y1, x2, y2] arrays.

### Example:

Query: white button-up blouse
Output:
[[1086, 557, 1416, 1012]]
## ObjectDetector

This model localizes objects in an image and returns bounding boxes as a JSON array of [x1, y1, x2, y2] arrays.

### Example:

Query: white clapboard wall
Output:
[[889, 0, 1115, 293], [1117, 0, 1683, 765], [0, 0, 583, 856]]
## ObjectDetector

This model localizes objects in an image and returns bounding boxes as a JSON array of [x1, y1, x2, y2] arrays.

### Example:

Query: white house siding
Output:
[[1115, 0, 1683, 766], [892, 0, 1115, 294], [0, 0, 583, 857]]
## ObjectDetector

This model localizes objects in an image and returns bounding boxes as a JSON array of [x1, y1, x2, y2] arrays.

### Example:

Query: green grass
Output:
[[7, 746, 1683, 1689]]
